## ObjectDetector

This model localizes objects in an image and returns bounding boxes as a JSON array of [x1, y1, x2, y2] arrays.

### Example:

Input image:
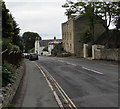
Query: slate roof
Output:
[[94, 30, 120, 48], [39, 39, 62, 47]]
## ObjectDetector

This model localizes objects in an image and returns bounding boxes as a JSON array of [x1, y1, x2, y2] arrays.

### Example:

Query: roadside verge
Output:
[[2, 60, 25, 108]]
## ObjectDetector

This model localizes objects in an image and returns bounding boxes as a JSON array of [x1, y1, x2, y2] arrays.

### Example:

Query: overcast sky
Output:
[[5, 0, 68, 39]]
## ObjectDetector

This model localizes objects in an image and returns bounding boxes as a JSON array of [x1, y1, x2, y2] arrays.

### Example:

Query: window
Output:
[[70, 44, 72, 50], [70, 33, 71, 40]]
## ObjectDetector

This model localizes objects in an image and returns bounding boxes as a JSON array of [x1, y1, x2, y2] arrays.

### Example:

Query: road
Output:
[[12, 59, 58, 107], [36, 56, 118, 108]]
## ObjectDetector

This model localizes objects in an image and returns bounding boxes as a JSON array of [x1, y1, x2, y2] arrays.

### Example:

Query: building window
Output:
[[70, 33, 71, 40], [70, 44, 72, 50], [68, 33, 69, 40], [64, 33, 66, 39]]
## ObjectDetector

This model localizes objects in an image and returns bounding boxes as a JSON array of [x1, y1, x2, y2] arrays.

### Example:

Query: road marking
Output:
[[58, 60, 65, 63], [66, 62, 77, 66], [35, 63, 77, 109], [35, 63, 64, 109], [82, 67, 103, 75], [58, 60, 77, 66]]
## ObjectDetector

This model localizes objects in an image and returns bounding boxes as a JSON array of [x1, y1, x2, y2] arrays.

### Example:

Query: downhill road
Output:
[[36, 56, 118, 108]]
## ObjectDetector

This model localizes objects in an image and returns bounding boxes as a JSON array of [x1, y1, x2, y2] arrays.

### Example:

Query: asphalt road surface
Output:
[[12, 59, 58, 107], [36, 56, 118, 108]]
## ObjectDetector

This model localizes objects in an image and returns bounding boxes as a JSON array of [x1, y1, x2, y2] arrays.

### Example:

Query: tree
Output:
[[2, 1, 23, 52], [114, 1, 120, 30], [62, 1, 120, 42], [94, 2, 119, 30], [63, 1, 119, 30], [22, 32, 41, 52]]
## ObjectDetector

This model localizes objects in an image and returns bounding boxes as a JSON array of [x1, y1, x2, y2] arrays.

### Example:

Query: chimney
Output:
[[54, 36, 56, 40], [68, 15, 75, 20]]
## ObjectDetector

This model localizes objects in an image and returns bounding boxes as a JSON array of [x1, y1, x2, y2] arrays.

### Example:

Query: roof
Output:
[[39, 39, 62, 47], [94, 29, 120, 48], [62, 14, 105, 25]]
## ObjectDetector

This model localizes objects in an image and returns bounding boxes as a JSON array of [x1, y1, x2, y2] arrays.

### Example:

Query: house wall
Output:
[[62, 20, 74, 54], [35, 40, 40, 54], [48, 45, 54, 55], [74, 18, 90, 57], [62, 16, 106, 57]]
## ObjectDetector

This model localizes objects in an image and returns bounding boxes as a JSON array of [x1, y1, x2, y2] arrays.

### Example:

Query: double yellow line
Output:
[[35, 62, 77, 109]]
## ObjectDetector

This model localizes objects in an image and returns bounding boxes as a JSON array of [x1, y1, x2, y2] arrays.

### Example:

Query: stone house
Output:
[[62, 15, 106, 57]]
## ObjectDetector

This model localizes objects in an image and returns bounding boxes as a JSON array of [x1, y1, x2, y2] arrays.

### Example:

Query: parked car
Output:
[[23, 53, 30, 59], [29, 53, 38, 60], [26, 53, 30, 59]]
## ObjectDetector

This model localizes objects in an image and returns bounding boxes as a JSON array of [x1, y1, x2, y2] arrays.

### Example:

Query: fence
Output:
[[2, 49, 22, 65]]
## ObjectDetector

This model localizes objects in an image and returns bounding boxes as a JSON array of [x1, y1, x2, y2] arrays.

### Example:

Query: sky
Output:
[[5, 0, 68, 39]]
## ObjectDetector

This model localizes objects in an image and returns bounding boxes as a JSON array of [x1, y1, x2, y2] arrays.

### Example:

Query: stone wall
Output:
[[100, 49, 119, 61], [92, 45, 120, 61], [2, 61, 25, 108]]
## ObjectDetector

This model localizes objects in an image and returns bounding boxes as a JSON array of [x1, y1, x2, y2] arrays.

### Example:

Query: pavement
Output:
[[11, 59, 58, 107], [36, 56, 118, 108]]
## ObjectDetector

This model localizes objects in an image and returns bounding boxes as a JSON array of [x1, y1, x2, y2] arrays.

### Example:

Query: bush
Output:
[[43, 46, 48, 51], [2, 61, 16, 87], [56, 52, 71, 57], [2, 39, 20, 52], [11, 45, 20, 51], [29, 48, 35, 53], [51, 43, 64, 56]]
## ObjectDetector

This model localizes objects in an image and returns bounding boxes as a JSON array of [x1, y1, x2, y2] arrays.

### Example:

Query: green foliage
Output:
[[80, 29, 93, 43], [51, 43, 65, 56], [2, 39, 12, 51], [2, 61, 16, 87], [62, 1, 120, 29], [8, 104, 14, 109], [57, 52, 71, 57], [2, 2, 24, 87], [2, 39, 20, 51], [22, 31, 41, 52], [11, 45, 20, 51], [2, 2, 20, 39], [29, 48, 35, 53], [43, 46, 48, 51], [2, 1, 24, 52]]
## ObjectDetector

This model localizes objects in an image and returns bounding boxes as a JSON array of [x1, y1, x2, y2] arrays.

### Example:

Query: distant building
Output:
[[35, 37, 62, 56], [62, 15, 106, 57]]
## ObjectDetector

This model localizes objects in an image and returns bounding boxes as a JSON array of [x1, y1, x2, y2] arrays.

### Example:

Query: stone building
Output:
[[62, 15, 106, 57]]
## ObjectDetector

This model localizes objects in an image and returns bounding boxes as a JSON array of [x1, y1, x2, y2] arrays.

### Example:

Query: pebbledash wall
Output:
[[2, 61, 25, 107], [92, 45, 120, 61]]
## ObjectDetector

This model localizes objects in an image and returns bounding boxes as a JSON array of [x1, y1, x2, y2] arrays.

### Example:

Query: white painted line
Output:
[[44, 68, 77, 109], [58, 60, 77, 66], [35, 63, 77, 109], [58, 60, 65, 63], [82, 67, 103, 75], [66, 62, 77, 66], [35, 63, 64, 109]]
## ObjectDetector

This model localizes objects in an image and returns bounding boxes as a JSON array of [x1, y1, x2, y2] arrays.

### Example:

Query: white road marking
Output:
[[82, 67, 103, 75], [35, 63, 77, 109], [58, 60, 77, 66], [35, 63, 64, 108], [58, 60, 65, 63]]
